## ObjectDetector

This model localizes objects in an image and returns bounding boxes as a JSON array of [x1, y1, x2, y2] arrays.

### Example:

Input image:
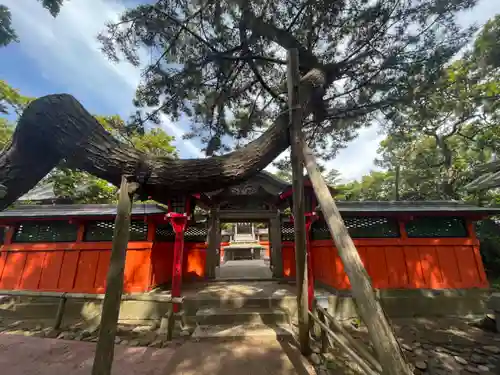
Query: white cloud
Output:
[[159, 113, 205, 158], [263, 125, 384, 183], [325, 125, 384, 182], [4, 0, 201, 157]]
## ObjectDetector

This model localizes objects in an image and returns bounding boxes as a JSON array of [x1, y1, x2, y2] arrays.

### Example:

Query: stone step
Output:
[[196, 307, 289, 326], [191, 323, 294, 339]]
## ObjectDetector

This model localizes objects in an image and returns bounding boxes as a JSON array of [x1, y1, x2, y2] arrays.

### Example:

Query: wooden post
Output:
[[287, 48, 310, 355], [53, 294, 67, 330], [169, 213, 189, 313], [300, 142, 412, 375], [206, 206, 219, 279], [317, 308, 328, 354], [92, 176, 138, 375], [269, 213, 283, 278]]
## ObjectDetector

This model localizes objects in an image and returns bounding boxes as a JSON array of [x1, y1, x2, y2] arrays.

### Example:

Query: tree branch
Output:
[[0, 69, 326, 210]]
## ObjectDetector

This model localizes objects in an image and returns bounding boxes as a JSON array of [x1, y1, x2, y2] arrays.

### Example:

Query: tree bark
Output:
[[92, 176, 137, 375], [0, 69, 325, 210], [300, 142, 413, 375], [288, 48, 310, 356]]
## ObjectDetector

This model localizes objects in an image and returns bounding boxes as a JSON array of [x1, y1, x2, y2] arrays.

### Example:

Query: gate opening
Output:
[[216, 221, 272, 279]]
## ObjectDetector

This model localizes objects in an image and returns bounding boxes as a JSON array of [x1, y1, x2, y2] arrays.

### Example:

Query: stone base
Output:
[[0, 283, 492, 329], [315, 283, 491, 320]]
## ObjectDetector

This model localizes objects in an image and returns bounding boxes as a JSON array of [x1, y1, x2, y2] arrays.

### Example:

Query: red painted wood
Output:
[[151, 242, 174, 287], [57, 251, 79, 291], [403, 246, 426, 288], [38, 251, 64, 291], [385, 246, 408, 288], [455, 245, 482, 288], [18, 252, 45, 290], [0, 252, 27, 289], [305, 216, 316, 311], [183, 243, 207, 281], [169, 213, 188, 313], [1, 241, 154, 252], [74, 251, 100, 292], [366, 246, 389, 289], [123, 250, 152, 293], [94, 251, 111, 293], [0, 252, 7, 284], [435, 246, 462, 288], [420, 246, 445, 288], [472, 244, 489, 287]]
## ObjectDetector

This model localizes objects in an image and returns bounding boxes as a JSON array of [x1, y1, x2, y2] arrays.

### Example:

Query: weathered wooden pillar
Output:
[[288, 48, 310, 355], [301, 141, 413, 375], [92, 176, 138, 375], [269, 212, 283, 278], [205, 206, 220, 279]]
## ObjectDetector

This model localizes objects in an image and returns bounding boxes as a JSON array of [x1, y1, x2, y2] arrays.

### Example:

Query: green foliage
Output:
[[0, 80, 177, 204], [0, 80, 32, 150], [95, 115, 178, 158], [475, 219, 500, 279], [0, 5, 17, 47], [377, 15, 500, 200], [37, 0, 65, 17], [0, 1, 65, 47], [0, 119, 14, 150], [47, 168, 117, 204], [336, 171, 395, 201], [0, 80, 33, 115], [98, 0, 476, 157], [272, 155, 340, 185]]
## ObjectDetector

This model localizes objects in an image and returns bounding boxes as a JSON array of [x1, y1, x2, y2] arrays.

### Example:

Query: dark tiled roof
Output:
[[1, 200, 498, 220], [330, 201, 500, 214], [0, 204, 167, 219]]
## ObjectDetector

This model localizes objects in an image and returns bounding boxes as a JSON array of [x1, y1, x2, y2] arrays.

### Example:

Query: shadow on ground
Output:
[[0, 333, 315, 375], [320, 317, 500, 375]]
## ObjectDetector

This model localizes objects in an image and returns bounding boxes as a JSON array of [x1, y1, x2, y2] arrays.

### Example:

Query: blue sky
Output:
[[1, 0, 499, 181]]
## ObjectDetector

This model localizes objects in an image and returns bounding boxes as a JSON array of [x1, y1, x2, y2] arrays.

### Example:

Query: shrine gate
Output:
[[0, 171, 497, 317]]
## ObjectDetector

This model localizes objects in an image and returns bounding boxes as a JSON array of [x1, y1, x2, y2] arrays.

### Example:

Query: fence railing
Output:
[[309, 301, 382, 375], [0, 290, 183, 340]]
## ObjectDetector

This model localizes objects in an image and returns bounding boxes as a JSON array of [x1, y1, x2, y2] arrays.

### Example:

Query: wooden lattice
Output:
[[83, 220, 148, 242], [13, 221, 78, 243], [311, 217, 400, 240], [405, 216, 468, 238]]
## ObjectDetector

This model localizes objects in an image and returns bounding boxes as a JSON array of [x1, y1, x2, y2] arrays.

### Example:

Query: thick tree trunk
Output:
[[301, 142, 413, 375], [0, 70, 325, 210]]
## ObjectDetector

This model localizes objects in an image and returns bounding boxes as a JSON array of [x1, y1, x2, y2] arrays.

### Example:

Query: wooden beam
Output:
[[301, 142, 413, 375], [308, 312, 379, 375], [91, 176, 138, 375], [218, 209, 278, 221], [287, 48, 310, 355]]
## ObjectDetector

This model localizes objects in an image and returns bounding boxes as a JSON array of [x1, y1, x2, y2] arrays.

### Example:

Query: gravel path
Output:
[[318, 317, 500, 375]]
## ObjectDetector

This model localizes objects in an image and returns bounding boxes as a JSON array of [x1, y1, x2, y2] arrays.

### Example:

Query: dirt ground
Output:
[[0, 319, 316, 375], [1, 315, 499, 374]]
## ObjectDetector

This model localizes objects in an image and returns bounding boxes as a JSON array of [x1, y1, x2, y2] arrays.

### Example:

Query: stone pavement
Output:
[[216, 259, 273, 279], [0, 333, 316, 375]]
